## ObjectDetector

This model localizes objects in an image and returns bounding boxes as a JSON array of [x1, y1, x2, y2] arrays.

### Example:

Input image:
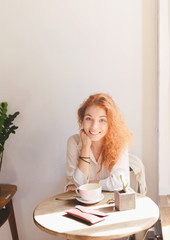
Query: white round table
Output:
[[33, 191, 159, 240]]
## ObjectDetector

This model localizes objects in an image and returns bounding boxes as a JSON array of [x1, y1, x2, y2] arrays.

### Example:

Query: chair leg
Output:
[[129, 235, 136, 240], [6, 199, 19, 240]]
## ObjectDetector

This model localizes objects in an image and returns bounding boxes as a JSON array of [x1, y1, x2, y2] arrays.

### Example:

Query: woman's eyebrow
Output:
[[84, 114, 107, 118]]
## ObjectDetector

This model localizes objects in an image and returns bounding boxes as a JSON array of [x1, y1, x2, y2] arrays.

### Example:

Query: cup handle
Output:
[[75, 188, 80, 197]]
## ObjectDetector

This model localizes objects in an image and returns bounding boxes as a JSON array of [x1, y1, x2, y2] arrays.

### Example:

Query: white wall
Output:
[[159, 0, 170, 195], [142, 0, 159, 201], [0, 1, 158, 239]]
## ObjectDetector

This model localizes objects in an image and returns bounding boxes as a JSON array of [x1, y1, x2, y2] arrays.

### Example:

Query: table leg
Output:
[[6, 199, 19, 240]]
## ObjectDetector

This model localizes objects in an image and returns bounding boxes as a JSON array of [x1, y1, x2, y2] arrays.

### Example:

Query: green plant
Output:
[[0, 102, 20, 172], [120, 174, 128, 192]]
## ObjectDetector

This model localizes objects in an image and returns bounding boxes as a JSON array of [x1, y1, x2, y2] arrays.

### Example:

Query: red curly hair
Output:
[[77, 93, 132, 171]]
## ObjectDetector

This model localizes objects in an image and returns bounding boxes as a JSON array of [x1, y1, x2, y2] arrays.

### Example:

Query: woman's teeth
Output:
[[90, 131, 100, 135]]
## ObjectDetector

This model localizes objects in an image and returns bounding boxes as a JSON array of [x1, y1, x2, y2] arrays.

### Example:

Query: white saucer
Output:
[[76, 194, 104, 204]]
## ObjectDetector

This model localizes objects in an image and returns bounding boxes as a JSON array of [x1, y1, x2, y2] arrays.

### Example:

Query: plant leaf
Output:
[[0, 102, 20, 172], [0, 102, 8, 133]]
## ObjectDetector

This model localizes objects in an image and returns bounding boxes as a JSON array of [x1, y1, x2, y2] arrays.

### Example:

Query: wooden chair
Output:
[[0, 184, 19, 240]]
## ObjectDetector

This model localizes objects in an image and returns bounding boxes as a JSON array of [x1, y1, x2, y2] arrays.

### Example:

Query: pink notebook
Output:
[[66, 205, 108, 224]]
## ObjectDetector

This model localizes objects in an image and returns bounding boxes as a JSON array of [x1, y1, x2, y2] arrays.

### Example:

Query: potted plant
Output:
[[0, 102, 20, 172], [114, 174, 136, 211]]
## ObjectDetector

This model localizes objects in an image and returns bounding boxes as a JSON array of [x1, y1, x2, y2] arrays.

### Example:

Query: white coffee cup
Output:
[[76, 183, 102, 201]]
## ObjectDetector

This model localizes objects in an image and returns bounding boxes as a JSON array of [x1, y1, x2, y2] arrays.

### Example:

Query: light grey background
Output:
[[0, 1, 158, 239]]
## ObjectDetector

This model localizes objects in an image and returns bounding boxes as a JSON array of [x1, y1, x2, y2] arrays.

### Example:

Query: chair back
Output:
[[129, 153, 147, 195]]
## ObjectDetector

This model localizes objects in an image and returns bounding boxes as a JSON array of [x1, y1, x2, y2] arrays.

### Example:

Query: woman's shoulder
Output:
[[67, 134, 81, 146]]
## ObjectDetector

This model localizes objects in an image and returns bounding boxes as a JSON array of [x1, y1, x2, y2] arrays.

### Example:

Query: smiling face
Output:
[[82, 105, 108, 142]]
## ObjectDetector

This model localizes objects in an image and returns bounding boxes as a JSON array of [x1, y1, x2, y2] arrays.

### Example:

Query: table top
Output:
[[0, 184, 17, 209], [33, 191, 159, 240]]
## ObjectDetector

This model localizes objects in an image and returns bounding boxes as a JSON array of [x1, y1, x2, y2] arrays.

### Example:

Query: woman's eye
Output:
[[100, 119, 107, 123], [85, 117, 91, 121]]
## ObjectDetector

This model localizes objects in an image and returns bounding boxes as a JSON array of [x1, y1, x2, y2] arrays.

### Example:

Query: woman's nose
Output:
[[91, 120, 98, 129]]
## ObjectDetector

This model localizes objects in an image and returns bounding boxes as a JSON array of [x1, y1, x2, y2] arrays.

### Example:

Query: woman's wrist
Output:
[[81, 144, 91, 152], [79, 156, 90, 164], [81, 144, 90, 157]]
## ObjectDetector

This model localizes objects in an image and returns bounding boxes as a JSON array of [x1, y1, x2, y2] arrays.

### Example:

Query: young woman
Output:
[[66, 93, 132, 192]]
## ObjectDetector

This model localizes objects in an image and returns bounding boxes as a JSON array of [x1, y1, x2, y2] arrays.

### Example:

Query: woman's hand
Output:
[[89, 180, 99, 184], [66, 184, 77, 192], [80, 129, 91, 149]]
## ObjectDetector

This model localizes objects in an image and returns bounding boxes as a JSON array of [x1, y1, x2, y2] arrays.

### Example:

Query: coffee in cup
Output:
[[76, 183, 102, 201]]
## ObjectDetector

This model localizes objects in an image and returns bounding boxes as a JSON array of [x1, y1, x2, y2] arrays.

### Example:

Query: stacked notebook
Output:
[[66, 205, 108, 224]]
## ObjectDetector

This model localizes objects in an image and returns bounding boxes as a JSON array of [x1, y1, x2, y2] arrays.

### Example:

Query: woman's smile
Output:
[[89, 131, 101, 135]]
